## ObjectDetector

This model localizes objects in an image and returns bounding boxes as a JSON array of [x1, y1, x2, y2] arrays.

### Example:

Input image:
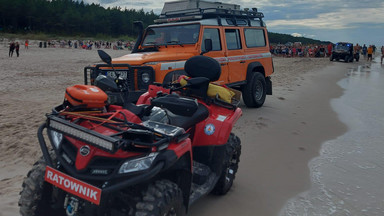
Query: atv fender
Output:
[[192, 107, 242, 147]]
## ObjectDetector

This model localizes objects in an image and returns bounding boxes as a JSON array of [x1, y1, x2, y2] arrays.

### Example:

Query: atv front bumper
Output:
[[37, 123, 174, 195]]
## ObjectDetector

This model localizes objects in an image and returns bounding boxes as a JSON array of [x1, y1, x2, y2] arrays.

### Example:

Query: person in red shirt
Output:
[[327, 43, 333, 57]]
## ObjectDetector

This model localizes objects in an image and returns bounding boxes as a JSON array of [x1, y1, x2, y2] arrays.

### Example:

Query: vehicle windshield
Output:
[[142, 24, 200, 46], [335, 43, 352, 51]]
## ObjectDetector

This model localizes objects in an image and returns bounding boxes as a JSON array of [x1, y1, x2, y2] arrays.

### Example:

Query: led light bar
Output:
[[48, 116, 118, 152]]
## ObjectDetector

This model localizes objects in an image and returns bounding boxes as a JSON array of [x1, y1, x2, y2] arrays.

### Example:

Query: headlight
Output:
[[141, 72, 150, 83], [119, 153, 158, 174], [49, 130, 63, 149]]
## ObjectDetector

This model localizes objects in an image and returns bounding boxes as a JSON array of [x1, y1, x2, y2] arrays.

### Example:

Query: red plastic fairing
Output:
[[64, 118, 142, 171], [66, 136, 142, 171], [167, 138, 192, 159], [137, 84, 171, 105], [192, 106, 242, 147], [136, 92, 152, 105], [108, 105, 142, 124]]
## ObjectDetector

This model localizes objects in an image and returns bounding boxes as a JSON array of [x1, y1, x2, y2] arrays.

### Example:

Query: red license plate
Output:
[[44, 166, 102, 205]]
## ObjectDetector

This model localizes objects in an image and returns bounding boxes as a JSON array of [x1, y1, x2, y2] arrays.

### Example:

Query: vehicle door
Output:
[[243, 28, 273, 77], [224, 27, 246, 83], [200, 27, 228, 84]]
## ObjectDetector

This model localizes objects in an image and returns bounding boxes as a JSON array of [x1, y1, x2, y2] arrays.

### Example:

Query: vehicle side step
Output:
[[192, 161, 211, 185], [189, 161, 218, 206]]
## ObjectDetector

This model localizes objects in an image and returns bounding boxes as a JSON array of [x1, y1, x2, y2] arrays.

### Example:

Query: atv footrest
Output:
[[192, 161, 211, 185]]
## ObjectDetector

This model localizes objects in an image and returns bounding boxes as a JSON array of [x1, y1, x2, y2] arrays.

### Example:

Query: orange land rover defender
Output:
[[84, 0, 273, 108]]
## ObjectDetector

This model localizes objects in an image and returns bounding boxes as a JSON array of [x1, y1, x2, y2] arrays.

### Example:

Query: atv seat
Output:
[[166, 103, 209, 130]]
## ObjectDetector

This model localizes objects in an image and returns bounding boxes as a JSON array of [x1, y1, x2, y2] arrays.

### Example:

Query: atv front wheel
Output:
[[19, 155, 66, 216], [135, 180, 185, 216], [211, 133, 241, 195]]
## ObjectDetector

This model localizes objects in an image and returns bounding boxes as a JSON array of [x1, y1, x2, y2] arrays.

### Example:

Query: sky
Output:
[[81, 0, 384, 46]]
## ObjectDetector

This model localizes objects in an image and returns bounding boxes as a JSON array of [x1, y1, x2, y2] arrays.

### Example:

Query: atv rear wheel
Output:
[[135, 180, 185, 216], [242, 72, 266, 108], [211, 133, 241, 195], [19, 154, 66, 216]]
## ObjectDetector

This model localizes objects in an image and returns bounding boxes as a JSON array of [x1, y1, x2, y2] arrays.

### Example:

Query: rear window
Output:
[[244, 28, 266, 47]]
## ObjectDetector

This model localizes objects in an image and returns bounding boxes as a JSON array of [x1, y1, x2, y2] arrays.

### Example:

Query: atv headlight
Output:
[[119, 153, 158, 174], [49, 130, 63, 149]]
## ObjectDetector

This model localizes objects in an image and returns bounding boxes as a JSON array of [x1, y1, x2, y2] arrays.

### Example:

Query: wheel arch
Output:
[[161, 152, 192, 211], [246, 62, 272, 95], [246, 61, 265, 81]]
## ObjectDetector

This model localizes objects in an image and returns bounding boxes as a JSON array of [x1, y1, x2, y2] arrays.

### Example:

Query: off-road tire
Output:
[[329, 54, 334, 61], [242, 72, 266, 108], [344, 55, 349, 63], [19, 154, 66, 216], [135, 180, 185, 216], [211, 133, 241, 195]]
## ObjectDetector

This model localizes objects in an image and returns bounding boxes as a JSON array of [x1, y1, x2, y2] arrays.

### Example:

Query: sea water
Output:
[[280, 57, 384, 216]]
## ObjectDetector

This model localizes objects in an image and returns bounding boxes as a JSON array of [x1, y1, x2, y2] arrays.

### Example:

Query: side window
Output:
[[225, 29, 242, 50], [244, 28, 266, 47], [202, 28, 221, 52]]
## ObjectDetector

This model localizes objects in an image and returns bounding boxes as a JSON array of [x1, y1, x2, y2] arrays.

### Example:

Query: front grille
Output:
[[60, 140, 122, 177]]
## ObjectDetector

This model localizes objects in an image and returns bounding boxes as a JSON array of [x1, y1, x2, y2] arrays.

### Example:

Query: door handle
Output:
[[240, 61, 246, 64], [220, 63, 227, 66]]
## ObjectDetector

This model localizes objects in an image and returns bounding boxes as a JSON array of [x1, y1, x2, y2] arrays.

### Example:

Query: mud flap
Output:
[[266, 76, 272, 95]]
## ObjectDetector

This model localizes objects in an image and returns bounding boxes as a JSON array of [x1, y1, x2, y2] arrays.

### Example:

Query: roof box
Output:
[[161, 0, 240, 15]]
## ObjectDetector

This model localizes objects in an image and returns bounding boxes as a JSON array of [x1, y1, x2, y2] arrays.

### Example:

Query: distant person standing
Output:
[[15, 42, 20, 57], [362, 44, 367, 59], [9, 42, 15, 57], [25, 39, 29, 49], [367, 45, 373, 62], [381, 46, 384, 64], [327, 43, 333, 57]]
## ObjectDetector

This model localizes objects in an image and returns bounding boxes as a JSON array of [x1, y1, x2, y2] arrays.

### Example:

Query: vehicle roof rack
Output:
[[154, 7, 264, 26]]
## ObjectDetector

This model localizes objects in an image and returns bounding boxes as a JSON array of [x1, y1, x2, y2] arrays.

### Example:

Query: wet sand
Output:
[[280, 57, 384, 215], [189, 59, 349, 215], [0, 43, 346, 215]]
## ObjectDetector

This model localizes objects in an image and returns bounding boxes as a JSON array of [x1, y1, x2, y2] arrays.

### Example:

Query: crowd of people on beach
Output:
[[270, 42, 384, 64], [7, 39, 384, 64], [270, 43, 332, 58], [7, 39, 135, 58], [41, 39, 135, 51]]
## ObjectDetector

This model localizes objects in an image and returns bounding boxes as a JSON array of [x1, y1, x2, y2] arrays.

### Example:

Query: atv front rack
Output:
[[45, 113, 187, 154]]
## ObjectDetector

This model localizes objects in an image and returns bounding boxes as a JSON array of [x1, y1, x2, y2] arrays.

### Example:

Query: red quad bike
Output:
[[19, 51, 242, 216]]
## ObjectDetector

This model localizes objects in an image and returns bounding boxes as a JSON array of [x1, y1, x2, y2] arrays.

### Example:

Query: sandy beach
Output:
[[0, 43, 347, 215]]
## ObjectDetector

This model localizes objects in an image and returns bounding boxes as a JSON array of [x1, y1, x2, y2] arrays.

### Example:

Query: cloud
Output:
[[291, 33, 302, 37]]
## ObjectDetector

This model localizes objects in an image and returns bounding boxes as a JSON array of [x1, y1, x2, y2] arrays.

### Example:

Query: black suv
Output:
[[330, 42, 355, 62]]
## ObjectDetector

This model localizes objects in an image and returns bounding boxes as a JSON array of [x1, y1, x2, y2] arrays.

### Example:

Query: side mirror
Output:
[[200, 39, 213, 55], [97, 50, 112, 65], [204, 39, 213, 52]]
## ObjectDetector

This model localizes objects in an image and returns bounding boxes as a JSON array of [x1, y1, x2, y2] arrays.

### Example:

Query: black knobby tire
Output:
[[242, 72, 267, 108], [329, 54, 334, 61], [19, 154, 66, 216], [135, 180, 185, 216], [211, 133, 241, 195], [344, 55, 349, 63]]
